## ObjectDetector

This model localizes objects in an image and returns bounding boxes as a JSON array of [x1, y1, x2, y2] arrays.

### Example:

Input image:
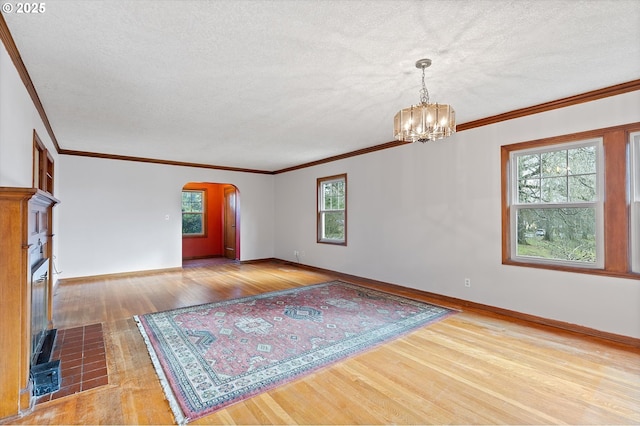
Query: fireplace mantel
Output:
[[0, 187, 59, 420]]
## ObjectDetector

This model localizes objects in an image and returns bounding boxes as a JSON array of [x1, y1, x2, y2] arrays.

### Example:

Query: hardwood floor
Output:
[[4, 259, 639, 425]]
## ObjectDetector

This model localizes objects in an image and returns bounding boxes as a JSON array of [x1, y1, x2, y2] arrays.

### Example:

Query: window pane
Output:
[[182, 213, 203, 235], [182, 191, 203, 213], [516, 207, 596, 263], [568, 146, 596, 175], [518, 178, 541, 203], [568, 175, 596, 202], [541, 150, 567, 177], [541, 177, 567, 202], [322, 181, 345, 210], [322, 211, 345, 240], [517, 154, 540, 179]]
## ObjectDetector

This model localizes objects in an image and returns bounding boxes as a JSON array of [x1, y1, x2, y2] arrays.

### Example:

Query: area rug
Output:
[[134, 280, 455, 424]]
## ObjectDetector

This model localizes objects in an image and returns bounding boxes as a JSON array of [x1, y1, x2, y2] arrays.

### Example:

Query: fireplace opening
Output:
[[30, 258, 60, 396], [30, 258, 49, 364]]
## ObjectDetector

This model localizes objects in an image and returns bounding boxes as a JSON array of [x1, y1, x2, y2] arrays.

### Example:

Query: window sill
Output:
[[502, 259, 640, 280], [317, 239, 346, 246]]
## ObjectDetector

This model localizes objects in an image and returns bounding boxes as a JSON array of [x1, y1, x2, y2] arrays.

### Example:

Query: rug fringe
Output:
[[134, 315, 189, 425]]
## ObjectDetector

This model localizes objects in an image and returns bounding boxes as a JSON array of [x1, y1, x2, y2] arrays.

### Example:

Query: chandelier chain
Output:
[[419, 65, 430, 105]]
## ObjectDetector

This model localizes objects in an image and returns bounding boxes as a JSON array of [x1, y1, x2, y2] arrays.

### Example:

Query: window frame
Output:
[[181, 189, 207, 238], [317, 173, 347, 245], [630, 131, 640, 273], [501, 122, 640, 279], [508, 138, 604, 269]]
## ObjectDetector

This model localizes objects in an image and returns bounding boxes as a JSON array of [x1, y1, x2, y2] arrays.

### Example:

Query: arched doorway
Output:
[[181, 182, 240, 262]]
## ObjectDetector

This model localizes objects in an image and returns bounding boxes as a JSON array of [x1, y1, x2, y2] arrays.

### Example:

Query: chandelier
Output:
[[394, 59, 456, 143]]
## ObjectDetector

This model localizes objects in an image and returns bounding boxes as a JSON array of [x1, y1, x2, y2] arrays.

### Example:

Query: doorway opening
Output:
[[181, 182, 240, 263]]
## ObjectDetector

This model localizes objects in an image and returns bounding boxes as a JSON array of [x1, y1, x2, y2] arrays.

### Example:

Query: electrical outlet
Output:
[[294, 250, 299, 257], [464, 278, 471, 287]]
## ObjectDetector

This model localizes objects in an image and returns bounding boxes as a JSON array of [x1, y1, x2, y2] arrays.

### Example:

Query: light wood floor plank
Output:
[[3, 259, 639, 425]]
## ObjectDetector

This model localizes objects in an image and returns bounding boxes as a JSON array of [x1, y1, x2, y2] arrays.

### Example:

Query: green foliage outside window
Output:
[[182, 190, 204, 235], [514, 144, 598, 264], [318, 176, 346, 243]]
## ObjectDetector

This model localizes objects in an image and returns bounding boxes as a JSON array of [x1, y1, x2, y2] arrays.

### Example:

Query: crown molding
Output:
[[456, 79, 640, 132], [58, 148, 273, 174]]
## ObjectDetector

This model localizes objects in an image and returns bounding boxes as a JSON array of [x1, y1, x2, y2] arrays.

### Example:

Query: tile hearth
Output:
[[36, 323, 109, 404]]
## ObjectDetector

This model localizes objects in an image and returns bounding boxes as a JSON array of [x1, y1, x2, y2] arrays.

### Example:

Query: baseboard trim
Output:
[[273, 258, 640, 348], [182, 255, 225, 261], [58, 267, 183, 285]]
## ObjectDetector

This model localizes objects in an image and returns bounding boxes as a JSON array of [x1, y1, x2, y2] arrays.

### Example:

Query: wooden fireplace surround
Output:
[[0, 187, 59, 419]]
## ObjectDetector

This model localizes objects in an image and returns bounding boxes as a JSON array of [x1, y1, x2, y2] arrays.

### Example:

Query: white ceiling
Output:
[[3, 0, 639, 172]]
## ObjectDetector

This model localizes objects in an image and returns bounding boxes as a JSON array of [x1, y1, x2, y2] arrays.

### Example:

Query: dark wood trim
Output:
[[272, 259, 640, 348], [500, 145, 511, 264], [32, 130, 54, 195], [32, 131, 45, 189], [274, 141, 409, 174], [238, 257, 272, 264], [501, 122, 640, 151], [58, 149, 272, 174], [604, 130, 629, 273], [457, 80, 640, 132], [182, 255, 225, 261], [0, 15, 61, 153], [501, 122, 640, 280]]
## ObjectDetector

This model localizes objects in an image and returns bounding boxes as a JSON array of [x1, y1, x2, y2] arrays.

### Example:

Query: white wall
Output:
[[56, 155, 275, 278], [274, 91, 640, 339], [0, 43, 59, 188]]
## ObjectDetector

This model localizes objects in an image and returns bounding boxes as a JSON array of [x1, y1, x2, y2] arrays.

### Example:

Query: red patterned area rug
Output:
[[135, 280, 455, 424]]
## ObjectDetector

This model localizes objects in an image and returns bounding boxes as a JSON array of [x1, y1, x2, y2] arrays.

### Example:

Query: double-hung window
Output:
[[631, 131, 640, 273], [182, 190, 206, 236], [317, 174, 347, 245], [502, 122, 640, 278], [509, 139, 604, 268]]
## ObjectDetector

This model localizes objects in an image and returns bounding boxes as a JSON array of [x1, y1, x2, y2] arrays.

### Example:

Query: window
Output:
[[510, 139, 603, 268], [501, 122, 640, 279], [182, 190, 206, 236], [631, 131, 640, 273], [317, 174, 347, 245]]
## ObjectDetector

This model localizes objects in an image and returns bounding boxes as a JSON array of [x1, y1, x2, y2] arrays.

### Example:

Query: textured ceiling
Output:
[[3, 0, 640, 172]]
